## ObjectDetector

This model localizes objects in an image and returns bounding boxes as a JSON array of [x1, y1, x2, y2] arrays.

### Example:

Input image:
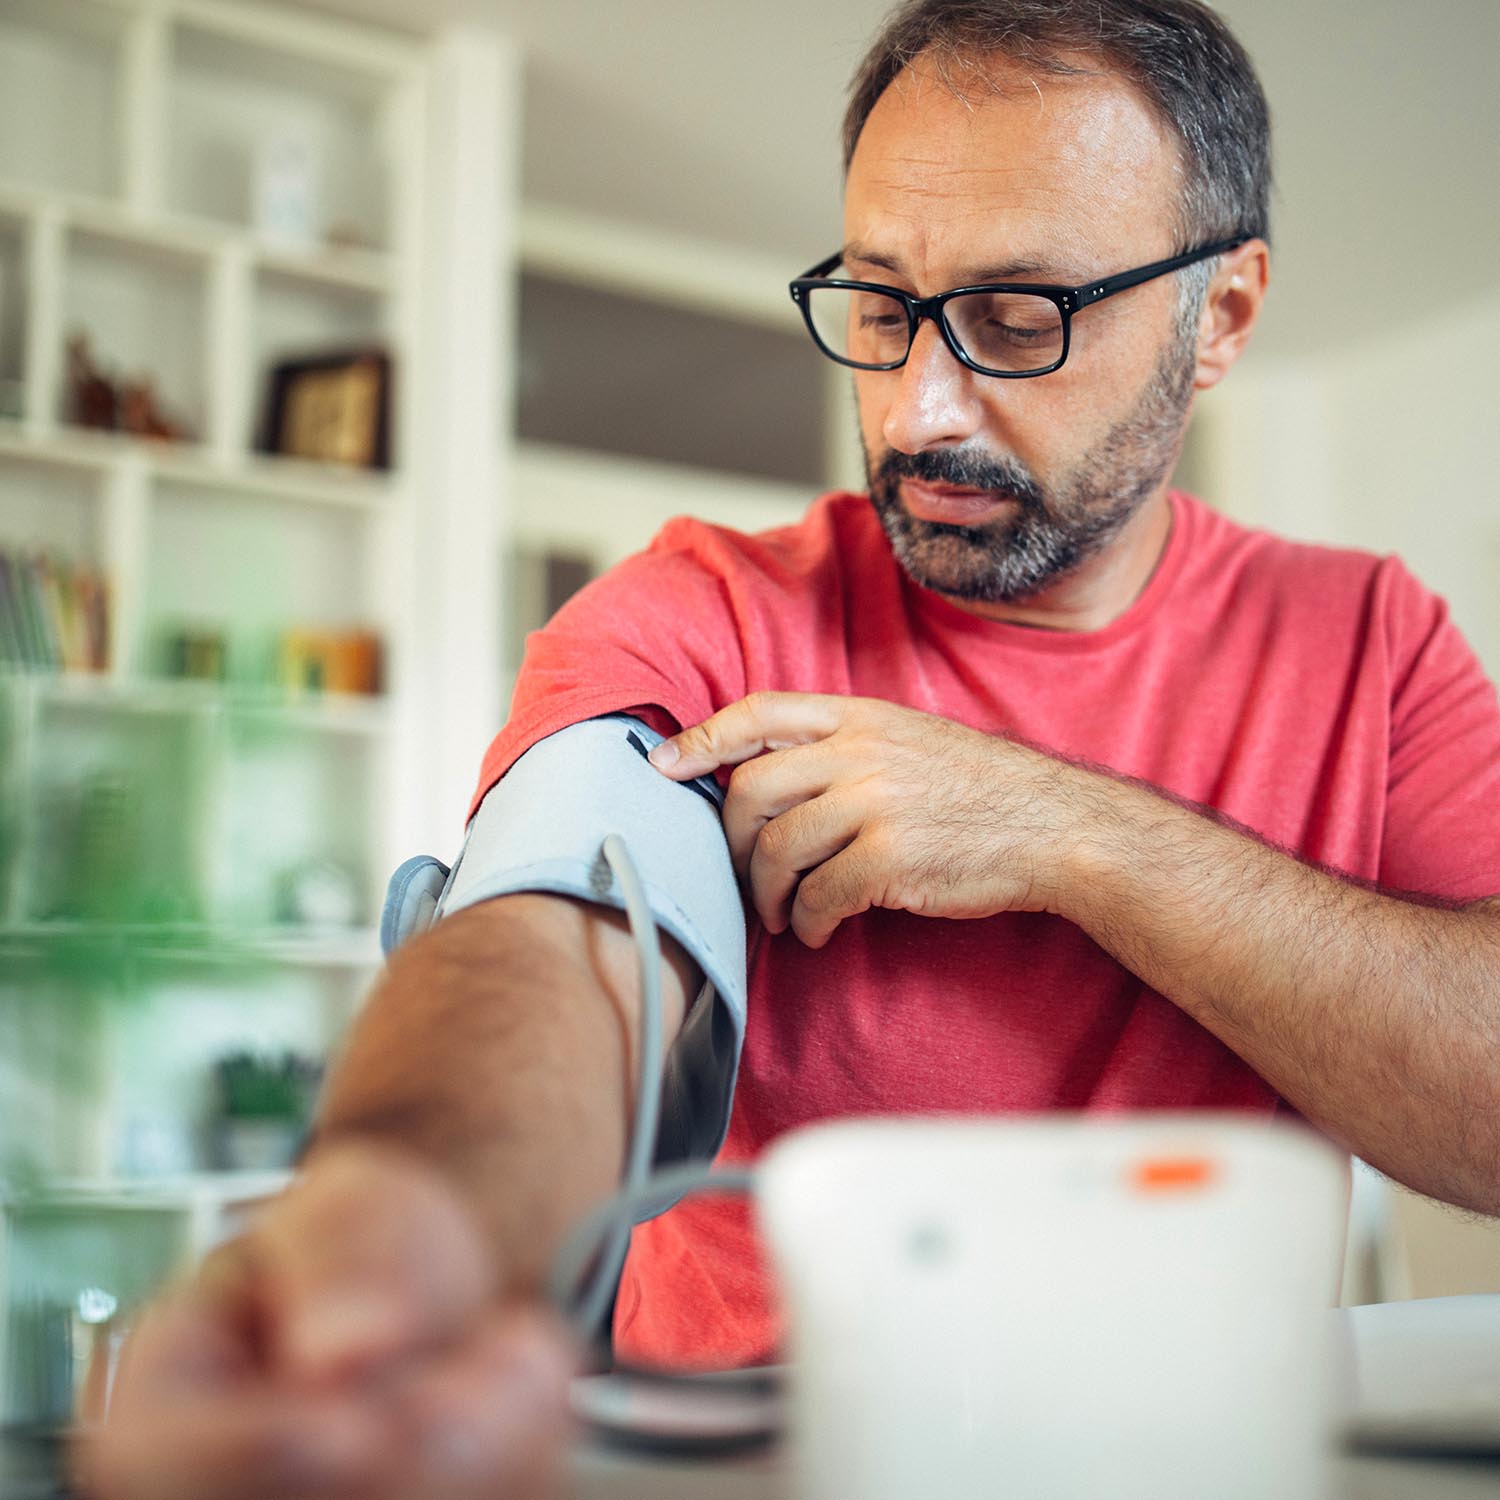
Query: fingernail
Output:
[[647, 740, 680, 769]]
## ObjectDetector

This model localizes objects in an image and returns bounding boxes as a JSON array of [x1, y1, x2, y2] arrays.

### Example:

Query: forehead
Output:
[[843, 50, 1181, 281]]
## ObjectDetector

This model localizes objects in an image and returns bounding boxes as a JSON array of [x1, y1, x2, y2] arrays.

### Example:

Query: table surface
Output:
[[568, 1441, 1500, 1500], [3, 1425, 1497, 1498]]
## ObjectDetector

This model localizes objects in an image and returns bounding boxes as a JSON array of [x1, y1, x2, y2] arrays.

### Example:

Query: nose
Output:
[[879, 317, 985, 455]]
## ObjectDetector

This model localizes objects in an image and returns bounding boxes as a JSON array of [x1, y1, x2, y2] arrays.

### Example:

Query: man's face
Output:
[[844, 52, 1199, 607]]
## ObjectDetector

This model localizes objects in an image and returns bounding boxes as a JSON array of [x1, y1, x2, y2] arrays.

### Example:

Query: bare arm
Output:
[[1061, 780, 1500, 1215], [84, 890, 700, 1500], [315, 889, 700, 1295]]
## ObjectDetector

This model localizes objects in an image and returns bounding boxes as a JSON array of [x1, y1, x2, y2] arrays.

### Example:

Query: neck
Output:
[[933, 490, 1175, 632]]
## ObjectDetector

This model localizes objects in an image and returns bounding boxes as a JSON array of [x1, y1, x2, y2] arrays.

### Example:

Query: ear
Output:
[[1192, 239, 1269, 392]]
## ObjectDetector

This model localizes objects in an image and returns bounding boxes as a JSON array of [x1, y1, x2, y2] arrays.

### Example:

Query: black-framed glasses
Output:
[[788, 237, 1245, 379]]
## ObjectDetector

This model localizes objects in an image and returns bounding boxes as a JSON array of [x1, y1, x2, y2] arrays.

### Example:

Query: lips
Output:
[[900, 478, 1013, 525]]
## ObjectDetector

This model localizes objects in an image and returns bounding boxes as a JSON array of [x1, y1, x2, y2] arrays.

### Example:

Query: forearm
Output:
[[311, 894, 668, 1297], [1058, 773, 1500, 1214]]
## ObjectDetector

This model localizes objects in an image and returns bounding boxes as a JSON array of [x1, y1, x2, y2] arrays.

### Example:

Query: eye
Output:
[[949, 292, 1064, 368], [853, 293, 906, 327]]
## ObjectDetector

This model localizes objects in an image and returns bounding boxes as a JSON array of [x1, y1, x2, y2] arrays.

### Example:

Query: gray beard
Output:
[[865, 334, 1196, 604]]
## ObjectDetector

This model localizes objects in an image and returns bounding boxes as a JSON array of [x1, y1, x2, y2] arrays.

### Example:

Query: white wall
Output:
[[1196, 292, 1500, 680], [1324, 296, 1500, 679]]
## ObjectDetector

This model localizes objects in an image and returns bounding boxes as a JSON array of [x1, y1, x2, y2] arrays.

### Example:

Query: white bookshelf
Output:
[[0, 0, 422, 927], [0, 0, 516, 1202]]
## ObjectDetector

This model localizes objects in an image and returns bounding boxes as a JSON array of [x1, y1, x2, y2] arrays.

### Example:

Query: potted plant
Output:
[[212, 1051, 321, 1171]]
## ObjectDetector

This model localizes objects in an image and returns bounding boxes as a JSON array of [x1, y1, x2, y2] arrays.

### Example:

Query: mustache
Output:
[[874, 446, 1045, 511]]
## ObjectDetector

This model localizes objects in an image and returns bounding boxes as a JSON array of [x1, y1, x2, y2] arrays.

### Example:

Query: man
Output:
[[87, 2, 1500, 1497]]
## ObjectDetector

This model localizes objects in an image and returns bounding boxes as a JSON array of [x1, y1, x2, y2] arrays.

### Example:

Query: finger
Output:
[[383, 1307, 575, 1500], [789, 842, 880, 949], [748, 791, 861, 934], [648, 692, 848, 778], [258, 1141, 492, 1382], [81, 1391, 387, 1500], [720, 746, 835, 882]]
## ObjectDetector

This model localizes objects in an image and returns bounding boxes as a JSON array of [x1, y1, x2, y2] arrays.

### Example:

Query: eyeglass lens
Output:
[[804, 286, 1066, 374]]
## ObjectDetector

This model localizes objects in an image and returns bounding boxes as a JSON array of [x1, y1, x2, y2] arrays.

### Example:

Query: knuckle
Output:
[[796, 870, 830, 915], [727, 758, 765, 799], [757, 815, 791, 862]]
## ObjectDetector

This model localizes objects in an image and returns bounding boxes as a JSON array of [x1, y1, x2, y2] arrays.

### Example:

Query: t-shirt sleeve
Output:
[[468, 526, 751, 820], [1379, 559, 1500, 902]]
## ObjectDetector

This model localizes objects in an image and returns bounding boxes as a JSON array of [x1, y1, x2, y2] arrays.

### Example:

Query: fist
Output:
[[77, 1140, 576, 1500]]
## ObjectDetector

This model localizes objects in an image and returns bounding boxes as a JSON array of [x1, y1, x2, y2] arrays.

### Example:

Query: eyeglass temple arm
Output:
[[1071, 237, 1248, 311], [793, 252, 845, 286]]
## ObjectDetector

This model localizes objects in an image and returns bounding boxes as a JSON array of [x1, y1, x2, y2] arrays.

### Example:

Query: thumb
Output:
[[255, 1140, 493, 1383]]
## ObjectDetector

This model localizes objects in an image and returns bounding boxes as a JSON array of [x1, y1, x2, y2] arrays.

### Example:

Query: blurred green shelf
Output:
[[0, 921, 381, 968]]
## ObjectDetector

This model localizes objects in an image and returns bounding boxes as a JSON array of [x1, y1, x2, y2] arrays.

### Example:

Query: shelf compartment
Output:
[[213, 713, 378, 930], [0, 455, 102, 563], [0, 0, 129, 202], [166, 20, 394, 253], [0, 472, 109, 676], [61, 225, 212, 442], [140, 479, 375, 683], [18, 690, 216, 927], [250, 269, 395, 466]]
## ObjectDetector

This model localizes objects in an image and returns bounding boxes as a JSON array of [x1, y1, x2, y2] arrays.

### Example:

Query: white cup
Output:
[[756, 1115, 1347, 1500]]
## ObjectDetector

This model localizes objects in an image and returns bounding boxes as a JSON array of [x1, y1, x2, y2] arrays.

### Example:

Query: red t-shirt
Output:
[[472, 490, 1500, 1369]]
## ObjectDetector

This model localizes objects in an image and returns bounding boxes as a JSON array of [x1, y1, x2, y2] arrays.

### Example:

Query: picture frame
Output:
[[261, 348, 391, 469]]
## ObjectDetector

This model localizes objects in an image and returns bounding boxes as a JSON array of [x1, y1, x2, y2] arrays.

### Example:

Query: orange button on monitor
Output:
[[1129, 1156, 1219, 1194]]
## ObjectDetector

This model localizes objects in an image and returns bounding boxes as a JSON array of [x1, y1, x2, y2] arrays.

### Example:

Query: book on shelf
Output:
[[0, 547, 110, 673]]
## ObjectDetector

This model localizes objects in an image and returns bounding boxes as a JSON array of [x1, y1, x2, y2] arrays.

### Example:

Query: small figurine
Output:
[[67, 334, 117, 431]]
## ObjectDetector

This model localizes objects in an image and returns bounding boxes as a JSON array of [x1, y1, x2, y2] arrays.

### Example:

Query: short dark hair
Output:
[[843, 0, 1272, 248]]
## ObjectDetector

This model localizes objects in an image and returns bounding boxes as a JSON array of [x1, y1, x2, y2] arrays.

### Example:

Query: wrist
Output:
[[1036, 759, 1139, 929]]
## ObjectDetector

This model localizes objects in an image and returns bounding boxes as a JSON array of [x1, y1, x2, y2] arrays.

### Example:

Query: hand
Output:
[[648, 691, 1090, 947], [77, 1140, 575, 1500]]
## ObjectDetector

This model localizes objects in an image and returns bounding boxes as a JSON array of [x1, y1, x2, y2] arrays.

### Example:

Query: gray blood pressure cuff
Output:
[[382, 713, 747, 1174]]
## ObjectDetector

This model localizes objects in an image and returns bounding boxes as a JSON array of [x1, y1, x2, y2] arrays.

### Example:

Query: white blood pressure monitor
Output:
[[756, 1115, 1347, 1500]]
